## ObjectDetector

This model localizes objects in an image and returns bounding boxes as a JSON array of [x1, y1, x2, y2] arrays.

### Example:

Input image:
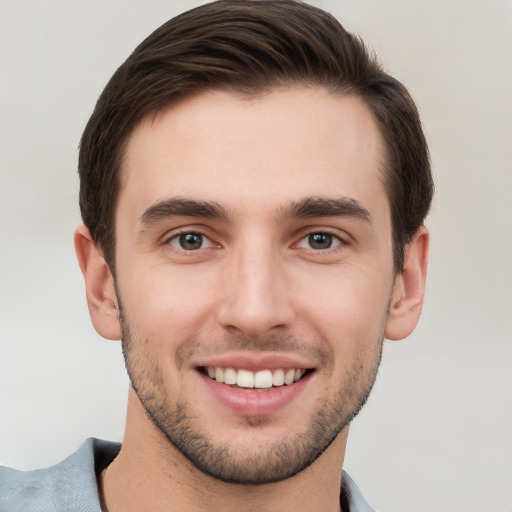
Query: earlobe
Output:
[[385, 226, 430, 341], [74, 225, 122, 340]]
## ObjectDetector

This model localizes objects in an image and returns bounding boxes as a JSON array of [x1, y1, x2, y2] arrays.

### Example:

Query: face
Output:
[[113, 87, 397, 483]]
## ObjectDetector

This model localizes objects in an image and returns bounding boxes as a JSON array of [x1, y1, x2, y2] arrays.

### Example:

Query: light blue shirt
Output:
[[0, 438, 375, 511]]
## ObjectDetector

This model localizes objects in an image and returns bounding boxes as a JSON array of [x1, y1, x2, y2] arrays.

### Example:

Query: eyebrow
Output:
[[139, 196, 372, 227], [140, 198, 230, 226], [281, 197, 372, 223]]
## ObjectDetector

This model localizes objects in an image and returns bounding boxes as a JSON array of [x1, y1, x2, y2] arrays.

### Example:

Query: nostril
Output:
[[218, 307, 295, 339]]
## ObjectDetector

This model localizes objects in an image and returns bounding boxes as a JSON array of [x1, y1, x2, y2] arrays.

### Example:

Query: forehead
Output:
[[119, 86, 388, 223]]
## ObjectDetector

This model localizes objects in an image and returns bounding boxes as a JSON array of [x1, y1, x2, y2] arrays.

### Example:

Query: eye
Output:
[[297, 232, 342, 250], [168, 232, 212, 251]]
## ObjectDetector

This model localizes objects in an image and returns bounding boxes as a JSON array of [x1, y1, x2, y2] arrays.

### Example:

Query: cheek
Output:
[[300, 270, 390, 330], [118, 263, 219, 343], [294, 268, 390, 374]]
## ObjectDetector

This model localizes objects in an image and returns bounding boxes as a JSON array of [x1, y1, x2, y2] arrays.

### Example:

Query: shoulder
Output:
[[0, 438, 120, 512], [341, 470, 377, 512]]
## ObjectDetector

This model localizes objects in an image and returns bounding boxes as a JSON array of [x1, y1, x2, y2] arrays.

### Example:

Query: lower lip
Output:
[[199, 371, 313, 416]]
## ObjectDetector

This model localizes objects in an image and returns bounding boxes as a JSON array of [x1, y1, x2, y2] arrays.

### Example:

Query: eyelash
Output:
[[165, 229, 346, 253], [166, 231, 216, 251], [294, 231, 344, 251]]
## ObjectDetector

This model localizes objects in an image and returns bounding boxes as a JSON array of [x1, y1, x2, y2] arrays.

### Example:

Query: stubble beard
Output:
[[118, 304, 384, 485]]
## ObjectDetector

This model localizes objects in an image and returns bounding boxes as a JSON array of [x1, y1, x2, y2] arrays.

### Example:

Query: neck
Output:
[[100, 390, 347, 512]]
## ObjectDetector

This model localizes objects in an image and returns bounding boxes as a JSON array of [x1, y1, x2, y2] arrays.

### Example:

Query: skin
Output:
[[75, 86, 429, 512]]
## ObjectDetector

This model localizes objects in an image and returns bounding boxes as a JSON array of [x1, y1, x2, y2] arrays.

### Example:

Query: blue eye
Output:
[[170, 232, 205, 250], [297, 232, 341, 250], [308, 233, 333, 249]]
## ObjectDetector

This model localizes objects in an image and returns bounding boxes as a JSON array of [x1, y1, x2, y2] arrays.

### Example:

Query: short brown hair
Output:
[[79, 0, 433, 272]]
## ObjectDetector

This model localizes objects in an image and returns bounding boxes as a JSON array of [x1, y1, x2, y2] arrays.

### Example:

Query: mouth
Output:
[[198, 366, 313, 391]]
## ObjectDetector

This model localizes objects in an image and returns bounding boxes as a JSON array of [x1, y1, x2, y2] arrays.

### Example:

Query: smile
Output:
[[200, 366, 309, 389], [198, 363, 316, 416]]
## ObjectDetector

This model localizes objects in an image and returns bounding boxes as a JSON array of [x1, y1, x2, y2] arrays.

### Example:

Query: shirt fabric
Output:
[[0, 438, 375, 511]]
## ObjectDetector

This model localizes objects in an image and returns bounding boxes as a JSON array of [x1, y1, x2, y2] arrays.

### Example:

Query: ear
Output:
[[74, 225, 122, 340], [385, 226, 429, 340]]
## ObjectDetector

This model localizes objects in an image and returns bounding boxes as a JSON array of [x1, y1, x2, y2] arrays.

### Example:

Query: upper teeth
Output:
[[206, 367, 305, 389]]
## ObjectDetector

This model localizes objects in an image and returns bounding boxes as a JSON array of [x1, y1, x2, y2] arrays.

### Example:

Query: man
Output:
[[0, 1, 432, 510]]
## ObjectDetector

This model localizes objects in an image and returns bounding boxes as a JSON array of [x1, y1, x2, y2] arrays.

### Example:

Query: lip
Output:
[[194, 351, 316, 372], [198, 368, 314, 416]]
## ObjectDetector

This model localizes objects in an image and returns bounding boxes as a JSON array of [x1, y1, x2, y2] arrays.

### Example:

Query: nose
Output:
[[217, 243, 295, 338]]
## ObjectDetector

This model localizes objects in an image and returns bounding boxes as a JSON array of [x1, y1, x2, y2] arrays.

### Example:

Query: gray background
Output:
[[1, 1, 511, 511]]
